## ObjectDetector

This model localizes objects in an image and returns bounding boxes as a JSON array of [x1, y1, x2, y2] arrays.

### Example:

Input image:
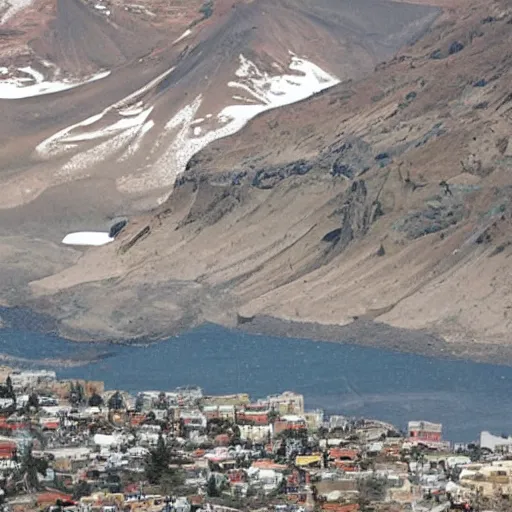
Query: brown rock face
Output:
[[3, 0, 512, 361]]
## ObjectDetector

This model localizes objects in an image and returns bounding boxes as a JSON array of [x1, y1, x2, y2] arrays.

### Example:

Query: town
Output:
[[0, 368, 509, 512]]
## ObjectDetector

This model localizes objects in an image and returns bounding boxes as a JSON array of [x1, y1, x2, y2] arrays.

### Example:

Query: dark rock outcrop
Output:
[[393, 199, 464, 239], [251, 160, 313, 189], [449, 41, 465, 54], [119, 226, 151, 254], [328, 180, 383, 252], [109, 220, 127, 238]]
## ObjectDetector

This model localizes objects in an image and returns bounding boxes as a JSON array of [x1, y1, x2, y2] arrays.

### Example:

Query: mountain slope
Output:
[[5, 0, 511, 360], [0, 0, 438, 211]]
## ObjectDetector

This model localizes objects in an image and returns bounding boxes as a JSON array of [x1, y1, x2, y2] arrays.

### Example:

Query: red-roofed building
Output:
[[321, 504, 359, 512], [214, 434, 230, 446], [236, 408, 270, 426], [0, 418, 29, 431], [36, 492, 74, 506], [273, 416, 307, 435], [0, 440, 16, 459], [329, 448, 359, 461], [40, 418, 60, 431]]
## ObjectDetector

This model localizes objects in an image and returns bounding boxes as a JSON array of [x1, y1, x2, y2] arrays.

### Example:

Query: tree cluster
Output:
[[145, 434, 184, 492], [69, 382, 85, 406], [357, 476, 387, 511], [108, 391, 124, 411], [0, 376, 16, 410]]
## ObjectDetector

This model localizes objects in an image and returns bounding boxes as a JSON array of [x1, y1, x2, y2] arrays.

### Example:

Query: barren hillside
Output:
[[2, 0, 511, 361]]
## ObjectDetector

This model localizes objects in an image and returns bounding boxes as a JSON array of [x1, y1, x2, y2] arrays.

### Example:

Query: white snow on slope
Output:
[[62, 232, 113, 246], [63, 107, 153, 144], [0, 0, 33, 24], [36, 66, 175, 165], [0, 67, 110, 99], [173, 29, 192, 45], [35, 55, 338, 198], [117, 54, 339, 193], [59, 107, 154, 176]]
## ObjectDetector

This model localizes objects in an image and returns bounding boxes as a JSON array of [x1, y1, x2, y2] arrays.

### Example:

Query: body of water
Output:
[[0, 322, 510, 442]]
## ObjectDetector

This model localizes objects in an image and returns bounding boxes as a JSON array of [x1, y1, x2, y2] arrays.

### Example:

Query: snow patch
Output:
[[227, 55, 338, 110], [62, 232, 113, 246], [0, 68, 110, 99], [118, 54, 339, 192], [60, 108, 153, 175], [232, 94, 257, 103], [118, 102, 144, 117], [118, 119, 155, 162], [35, 66, 176, 162], [1, 0, 33, 24], [37, 54, 337, 198], [173, 29, 192, 45], [62, 107, 153, 143]]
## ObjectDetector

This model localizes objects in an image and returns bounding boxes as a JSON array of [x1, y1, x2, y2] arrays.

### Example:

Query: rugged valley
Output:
[[1, 0, 512, 361]]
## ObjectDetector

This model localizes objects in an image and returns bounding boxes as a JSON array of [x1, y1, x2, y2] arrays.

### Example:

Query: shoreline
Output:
[[2, 304, 512, 367], [235, 315, 512, 367]]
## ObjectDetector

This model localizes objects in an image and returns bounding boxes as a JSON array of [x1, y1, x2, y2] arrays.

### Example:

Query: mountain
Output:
[[2, 0, 511, 361]]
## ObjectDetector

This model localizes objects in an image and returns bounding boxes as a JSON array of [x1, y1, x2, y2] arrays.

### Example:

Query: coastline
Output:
[[2, 304, 512, 367], [235, 315, 512, 367]]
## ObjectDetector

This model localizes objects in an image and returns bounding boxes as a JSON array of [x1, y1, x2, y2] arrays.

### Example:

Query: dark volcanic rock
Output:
[[321, 137, 373, 178], [252, 160, 313, 189], [430, 49, 443, 59], [393, 198, 465, 239], [331, 162, 354, 179], [328, 180, 383, 252], [449, 41, 465, 55], [322, 228, 342, 243], [109, 220, 127, 238]]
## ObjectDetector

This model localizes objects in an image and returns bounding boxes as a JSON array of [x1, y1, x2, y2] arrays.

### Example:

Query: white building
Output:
[[10, 370, 56, 390], [480, 431, 512, 452], [263, 391, 304, 415], [180, 410, 207, 429], [239, 424, 272, 442]]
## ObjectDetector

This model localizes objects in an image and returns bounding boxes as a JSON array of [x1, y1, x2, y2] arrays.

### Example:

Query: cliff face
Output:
[[2, 0, 512, 359]]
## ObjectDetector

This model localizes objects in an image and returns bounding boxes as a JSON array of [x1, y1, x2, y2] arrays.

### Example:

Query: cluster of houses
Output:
[[0, 368, 508, 512]]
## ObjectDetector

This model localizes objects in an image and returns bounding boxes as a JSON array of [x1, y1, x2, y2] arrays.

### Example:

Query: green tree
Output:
[[88, 393, 103, 407], [75, 382, 85, 405], [268, 409, 279, 424], [73, 480, 91, 499], [20, 445, 41, 492], [69, 382, 79, 406], [27, 393, 39, 410], [156, 392, 169, 410], [135, 394, 144, 413], [277, 428, 307, 442], [159, 471, 185, 496], [108, 391, 124, 411], [145, 434, 170, 485], [357, 476, 387, 511], [206, 474, 219, 497], [145, 435, 185, 492], [5, 376, 14, 400]]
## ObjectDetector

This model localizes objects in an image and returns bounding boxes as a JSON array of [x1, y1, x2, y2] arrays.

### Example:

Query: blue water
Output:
[[0, 323, 511, 442]]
